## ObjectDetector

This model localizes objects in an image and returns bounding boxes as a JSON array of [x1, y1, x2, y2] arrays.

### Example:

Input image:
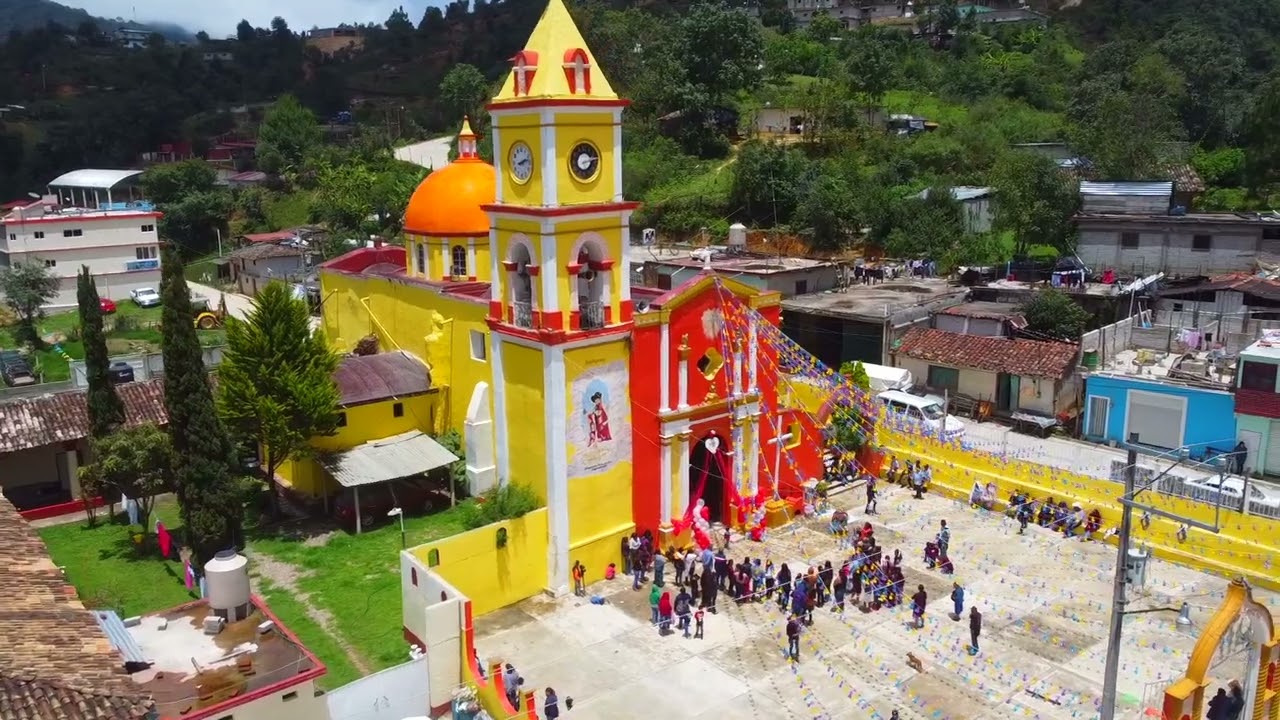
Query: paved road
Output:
[[394, 135, 452, 170], [188, 280, 254, 320]]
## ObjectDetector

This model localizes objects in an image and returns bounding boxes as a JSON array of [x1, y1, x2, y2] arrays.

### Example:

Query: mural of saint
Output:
[[584, 385, 613, 446]]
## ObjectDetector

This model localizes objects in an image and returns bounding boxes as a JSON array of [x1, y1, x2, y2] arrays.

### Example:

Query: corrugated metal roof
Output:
[[334, 351, 431, 406], [46, 169, 144, 189], [92, 611, 149, 667], [1080, 181, 1173, 196], [914, 186, 994, 202], [321, 430, 458, 488]]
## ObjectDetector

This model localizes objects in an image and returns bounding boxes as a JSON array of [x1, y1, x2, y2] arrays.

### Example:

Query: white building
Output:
[[47, 168, 145, 209], [1, 199, 163, 309]]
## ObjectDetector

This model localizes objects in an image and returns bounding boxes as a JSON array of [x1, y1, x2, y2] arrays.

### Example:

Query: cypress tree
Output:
[[159, 245, 242, 565], [77, 267, 125, 438]]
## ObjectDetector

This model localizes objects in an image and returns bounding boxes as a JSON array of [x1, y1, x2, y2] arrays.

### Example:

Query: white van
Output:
[[876, 390, 966, 440], [861, 363, 913, 393]]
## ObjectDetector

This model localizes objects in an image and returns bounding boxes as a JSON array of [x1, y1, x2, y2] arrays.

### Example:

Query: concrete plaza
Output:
[[472, 482, 1279, 720]]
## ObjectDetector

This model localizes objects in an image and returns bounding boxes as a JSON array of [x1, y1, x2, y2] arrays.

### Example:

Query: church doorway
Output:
[[689, 432, 729, 524]]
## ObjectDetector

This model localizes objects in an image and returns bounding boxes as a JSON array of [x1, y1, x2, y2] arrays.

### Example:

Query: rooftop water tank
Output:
[[205, 550, 252, 622], [727, 223, 747, 251]]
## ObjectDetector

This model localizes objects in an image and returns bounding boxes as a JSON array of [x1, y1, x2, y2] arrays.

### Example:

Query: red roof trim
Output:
[[5, 211, 162, 225], [486, 98, 630, 111], [479, 201, 641, 217]]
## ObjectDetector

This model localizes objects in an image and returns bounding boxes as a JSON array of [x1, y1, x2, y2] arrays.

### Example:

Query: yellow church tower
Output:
[[483, 0, 637, 595]]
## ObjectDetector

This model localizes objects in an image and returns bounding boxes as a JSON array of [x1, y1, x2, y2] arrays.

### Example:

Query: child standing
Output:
[[571, 561, 586, 597], [693, 608, 705, 639]]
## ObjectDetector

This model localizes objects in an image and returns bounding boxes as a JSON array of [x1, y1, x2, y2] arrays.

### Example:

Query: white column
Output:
[[543, 346, 570, 596], [601, 270, 612, 317], [64, 449, 82, 499], [491, 123, 504, 203], [732, 420, 746, 499], [659, 435, 673, 524], [659, 323, 671, 411], [568, 272, 580, 313], [732, 340, 744, 397], [540, 233, 559, 315], [491, 335, 510, 484], [612, 109, 624, 202], [620, 212, 632, 303], [540, 109, 558, 207], [675, 431, 691, 517], [489, 228, 502, 303], [748, 323, 758, 393], [748, 413, 761, 497], [677, 335, 690, 409], [466, 238, 477, 278]]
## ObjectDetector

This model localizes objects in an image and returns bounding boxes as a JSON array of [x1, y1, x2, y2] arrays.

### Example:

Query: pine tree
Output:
[[77, 267, 125, 438], [159, 245, 242, 566]]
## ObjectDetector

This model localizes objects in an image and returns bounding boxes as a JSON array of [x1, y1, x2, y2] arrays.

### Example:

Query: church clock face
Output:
[[569, 141, 601, 182], [509, 141, 534, 184]]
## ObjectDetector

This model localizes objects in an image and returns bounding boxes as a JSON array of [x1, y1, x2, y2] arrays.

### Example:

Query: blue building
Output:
[[1083, 372, 1237, 454]]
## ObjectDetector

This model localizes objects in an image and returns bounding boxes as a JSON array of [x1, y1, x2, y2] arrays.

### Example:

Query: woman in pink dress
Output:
[[586, 391, 612, 445]]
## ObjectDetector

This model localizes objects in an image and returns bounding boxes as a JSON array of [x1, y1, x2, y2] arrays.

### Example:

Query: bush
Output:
[[461, 482, 543, 530]]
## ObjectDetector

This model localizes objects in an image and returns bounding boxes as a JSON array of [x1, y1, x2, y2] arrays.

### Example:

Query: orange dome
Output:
[[403, 119, 495, 237]]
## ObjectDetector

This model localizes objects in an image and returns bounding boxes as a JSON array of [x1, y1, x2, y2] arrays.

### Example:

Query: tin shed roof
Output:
[[333, 351, 432, 407], [321, 430, 458, 487]]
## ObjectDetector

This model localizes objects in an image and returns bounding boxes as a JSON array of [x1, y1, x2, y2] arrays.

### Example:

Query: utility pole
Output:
[[1100, 445, 1138, 720]]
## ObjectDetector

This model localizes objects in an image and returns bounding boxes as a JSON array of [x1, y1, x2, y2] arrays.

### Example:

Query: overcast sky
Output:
[[73, 0, 432, 36]]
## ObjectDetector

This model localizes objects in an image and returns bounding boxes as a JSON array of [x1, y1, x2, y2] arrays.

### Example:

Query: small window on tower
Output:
[[562, 48, 592, 95], [451, 245, 467, 277]]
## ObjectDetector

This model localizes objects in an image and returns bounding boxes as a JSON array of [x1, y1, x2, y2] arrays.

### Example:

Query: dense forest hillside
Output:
[[2, 0, 1280, 266], [0, 0, 189, 40]]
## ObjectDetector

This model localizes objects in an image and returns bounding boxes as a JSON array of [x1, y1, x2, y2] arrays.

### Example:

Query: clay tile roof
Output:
[[333, 351, 432, 407], [0, 495, 154, 720], [1165, 163, 1206, 194], [228, 242, 306, 261], [897, 327, 1079, 379], [0, 379, 169, 454]]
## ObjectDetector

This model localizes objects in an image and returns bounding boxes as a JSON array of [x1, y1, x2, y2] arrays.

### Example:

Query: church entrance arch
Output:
[[689, 431, 730, 524]]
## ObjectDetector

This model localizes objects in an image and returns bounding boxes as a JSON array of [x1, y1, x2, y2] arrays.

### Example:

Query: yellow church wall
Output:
[[275, 393, 442, 496], [319, 270, 494, 435], [492, 113, 542, 204], [500, 341, 548, 499], [554, 114, 617, 205], [410, 508, 549, 617], [877, 425, 1280, 591], [563, 338, 635, 579], [419, 237, 492, 282]]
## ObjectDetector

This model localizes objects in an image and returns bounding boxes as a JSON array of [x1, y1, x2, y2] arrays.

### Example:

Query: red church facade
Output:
[[629, 274, 825, 537]]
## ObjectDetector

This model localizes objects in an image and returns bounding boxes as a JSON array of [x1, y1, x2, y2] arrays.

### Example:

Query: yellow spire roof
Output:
[[458, 116, 476, 138], [490, 0, 618, 105]]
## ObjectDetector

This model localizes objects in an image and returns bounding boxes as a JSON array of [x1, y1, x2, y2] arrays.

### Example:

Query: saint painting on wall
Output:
[[567, 361, 632, 479], [586, 389, 613, 446]]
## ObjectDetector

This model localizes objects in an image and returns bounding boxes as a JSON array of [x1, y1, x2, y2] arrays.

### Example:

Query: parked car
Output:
[[108, 361, 135, 384], [1182, 475, 1280, 512], [876, 389, 966, 440], [99, 297, 117, 314], [334, 477, 447, 530], [130, 287, 161, 307], [0, 349, 36, 387]]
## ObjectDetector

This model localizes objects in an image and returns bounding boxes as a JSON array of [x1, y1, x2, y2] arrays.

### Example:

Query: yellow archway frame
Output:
[[1163, 578, 1279, 720]]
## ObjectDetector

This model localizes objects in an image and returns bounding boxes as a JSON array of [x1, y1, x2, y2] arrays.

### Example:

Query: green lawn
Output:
[[265, 190, 315, 229], [37, 499, 199, 617], [247, 503, 474, 672], [41, 497, 477, 689], [1, 302, 226, 382], [184, 252, 224, 285]]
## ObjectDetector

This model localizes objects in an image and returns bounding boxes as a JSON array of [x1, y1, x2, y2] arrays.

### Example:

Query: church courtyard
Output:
[[472, 482, 1279, 720]]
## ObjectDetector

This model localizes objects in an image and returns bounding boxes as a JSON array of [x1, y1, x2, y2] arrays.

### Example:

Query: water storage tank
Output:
[[205, 550, 252, 622], [727, 223, 747, 251]]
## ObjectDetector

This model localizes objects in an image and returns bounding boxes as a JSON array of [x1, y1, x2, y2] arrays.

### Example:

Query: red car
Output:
[[99, 298, 117, 314]]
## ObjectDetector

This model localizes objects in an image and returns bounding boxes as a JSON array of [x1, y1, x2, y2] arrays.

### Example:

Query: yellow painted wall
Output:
[[553, 112, 617, 205], [410, 508, 549, 617], [501, 342, 547, 498], [878, 425, 1280, 591], [276, 393, 441, 496], [563, 338, 635, 578], [319, 270, 494, 435], [492, 113, 541, 205]]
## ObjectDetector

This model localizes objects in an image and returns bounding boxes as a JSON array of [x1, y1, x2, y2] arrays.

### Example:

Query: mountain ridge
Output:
[[0, 0, 191, 41]]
